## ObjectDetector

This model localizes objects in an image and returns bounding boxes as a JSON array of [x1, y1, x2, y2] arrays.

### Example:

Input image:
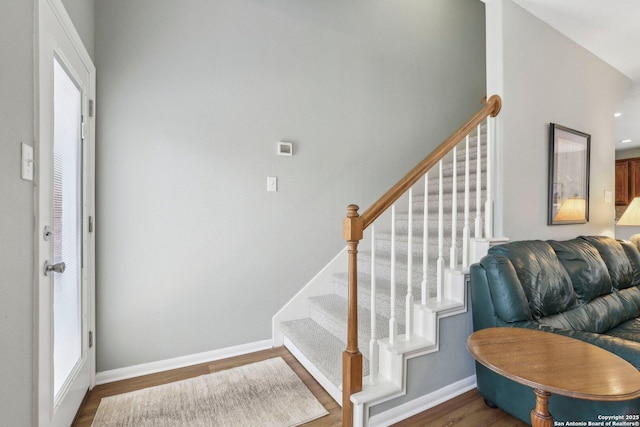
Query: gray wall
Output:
[[94, 0, 487, 371], [62, 0, 95, 60], [487, 0, 630, 241], [0, 2, 35, 424], [370, 299, 475, 416]]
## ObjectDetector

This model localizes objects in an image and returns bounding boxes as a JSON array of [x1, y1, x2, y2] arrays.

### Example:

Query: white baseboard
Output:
[[368, 375, 477, 427], [95, 339, 273, 385]]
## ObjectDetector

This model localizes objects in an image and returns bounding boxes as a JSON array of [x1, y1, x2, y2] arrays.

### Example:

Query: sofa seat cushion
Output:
[[606, 318, 640, 343], [488, 240, 576, 319], [617, 286, 640, 317], [537, 290, 637, 334]]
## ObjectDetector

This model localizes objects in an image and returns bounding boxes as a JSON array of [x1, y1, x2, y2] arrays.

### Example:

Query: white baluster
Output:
[[484, 117, 493, 239], [462, 135, 471, 270], [449, 147, 458, 269], [421, 173, 428, 306], [389, 204, 398, 345], [406, 188, 414, 340], [474, 124, 483, 239], [437, 160, 444, 302], [369, 224, 378, 385]]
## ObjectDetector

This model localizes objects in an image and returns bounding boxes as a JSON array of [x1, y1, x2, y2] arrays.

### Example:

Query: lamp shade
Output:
[[618, 197, 640, 226], [554, 197, 586, 222]]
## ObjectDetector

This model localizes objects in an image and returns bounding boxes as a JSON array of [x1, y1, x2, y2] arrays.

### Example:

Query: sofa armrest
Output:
[[470, 263, 502, 330], [510, 321, 640, 370]]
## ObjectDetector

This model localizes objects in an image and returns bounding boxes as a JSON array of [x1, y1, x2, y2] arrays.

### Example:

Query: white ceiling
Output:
[[512, 0, 640, 150]]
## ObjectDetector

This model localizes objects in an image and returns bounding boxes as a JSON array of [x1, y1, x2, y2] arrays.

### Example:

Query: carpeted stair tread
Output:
[[419, 190, 487, 207], [424, 173, 487, 194], [307, 294, 405, 361], [432, 157, 486, 179], [392, 193, 486, 217], [359, 243, 464, 267], [332, 272, 422, 300], [357, 249, 464, 290], [374, 232, 470, 255], [332, 272, 429, 318], [280, 318, 369, 388]]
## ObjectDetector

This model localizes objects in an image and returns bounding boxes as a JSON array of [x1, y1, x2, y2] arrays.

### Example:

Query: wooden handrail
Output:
[[360, 95, 501, 229], [341, 95, 501, 427]]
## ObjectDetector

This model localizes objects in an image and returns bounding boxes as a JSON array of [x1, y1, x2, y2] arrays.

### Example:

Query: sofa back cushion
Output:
[[488, 240, 576, 319], [538, 291, 626, 333], [579, 236, 635, 290], [548, 239, 613, 303], [620, 240, 640, 288]]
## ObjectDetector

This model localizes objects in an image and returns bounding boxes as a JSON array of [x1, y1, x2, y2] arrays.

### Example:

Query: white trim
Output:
[[95, 339, 272, 385], [367, 375, 476, 427], [283, 336, 343, 406]]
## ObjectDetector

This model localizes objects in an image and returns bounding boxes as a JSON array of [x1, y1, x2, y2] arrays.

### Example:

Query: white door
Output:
[[36, 1, 96, 426]]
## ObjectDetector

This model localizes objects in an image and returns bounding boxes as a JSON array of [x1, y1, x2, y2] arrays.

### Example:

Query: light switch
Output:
[[267, 176, 277, 192], [604, 190, 613, 204], [21, 143, 34, 181]]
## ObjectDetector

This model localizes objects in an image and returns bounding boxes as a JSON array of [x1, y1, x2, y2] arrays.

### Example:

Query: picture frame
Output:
[[547, 123, 590, 225]]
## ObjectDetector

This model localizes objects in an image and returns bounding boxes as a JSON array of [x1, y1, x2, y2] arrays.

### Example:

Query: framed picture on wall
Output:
[[548, 123, 591, 225]]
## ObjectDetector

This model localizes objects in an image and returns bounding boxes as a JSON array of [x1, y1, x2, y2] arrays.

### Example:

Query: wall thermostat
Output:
[[277, 141, 293, 156]]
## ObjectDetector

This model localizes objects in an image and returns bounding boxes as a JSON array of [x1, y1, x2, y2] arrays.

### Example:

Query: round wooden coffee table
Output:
[[467, 327, 640, 427]]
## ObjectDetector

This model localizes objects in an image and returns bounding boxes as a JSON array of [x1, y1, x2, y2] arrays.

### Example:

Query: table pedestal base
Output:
[[531, 389, 553, 427]]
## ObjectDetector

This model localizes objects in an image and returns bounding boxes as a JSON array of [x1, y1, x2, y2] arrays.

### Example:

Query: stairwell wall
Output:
[[94, 0, 486, 371], [486, 0, 631, 241]]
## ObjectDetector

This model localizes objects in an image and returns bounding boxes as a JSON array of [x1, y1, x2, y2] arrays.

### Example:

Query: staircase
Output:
[[273, 96, 502, 426]]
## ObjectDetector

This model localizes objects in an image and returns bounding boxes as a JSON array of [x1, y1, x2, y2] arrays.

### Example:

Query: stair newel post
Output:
[[343, 204, 363, 427]]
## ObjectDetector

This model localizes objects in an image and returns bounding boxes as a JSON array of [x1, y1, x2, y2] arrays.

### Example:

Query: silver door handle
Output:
[[44, 261, 66, 276]]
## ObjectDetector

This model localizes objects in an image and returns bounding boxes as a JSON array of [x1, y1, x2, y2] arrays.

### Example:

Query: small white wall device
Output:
[[277, 141, 293, 156]]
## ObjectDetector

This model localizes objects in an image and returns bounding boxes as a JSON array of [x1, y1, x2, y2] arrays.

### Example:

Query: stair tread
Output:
[[333, 271, 422, 297], [308, 294, 405, 342], [359, 248, 459, 266], [280, 317, 370, 388], [332, 272, 435, 322]]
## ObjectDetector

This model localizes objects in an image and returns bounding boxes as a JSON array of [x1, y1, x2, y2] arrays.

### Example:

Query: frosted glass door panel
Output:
[[53, 57, 82, 398]]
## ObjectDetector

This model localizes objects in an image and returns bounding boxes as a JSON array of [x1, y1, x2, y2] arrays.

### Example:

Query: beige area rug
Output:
[[92, 357, 328, 427]]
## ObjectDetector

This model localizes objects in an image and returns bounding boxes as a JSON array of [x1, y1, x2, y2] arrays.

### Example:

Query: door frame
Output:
[[35, 0, 96, 425]]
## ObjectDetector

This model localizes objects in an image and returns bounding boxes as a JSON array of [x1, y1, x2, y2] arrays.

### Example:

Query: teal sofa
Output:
[[470, 236, 640, 423]]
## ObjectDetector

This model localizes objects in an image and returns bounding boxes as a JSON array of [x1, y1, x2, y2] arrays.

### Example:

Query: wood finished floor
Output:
[[73, 346, 527, 427]]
